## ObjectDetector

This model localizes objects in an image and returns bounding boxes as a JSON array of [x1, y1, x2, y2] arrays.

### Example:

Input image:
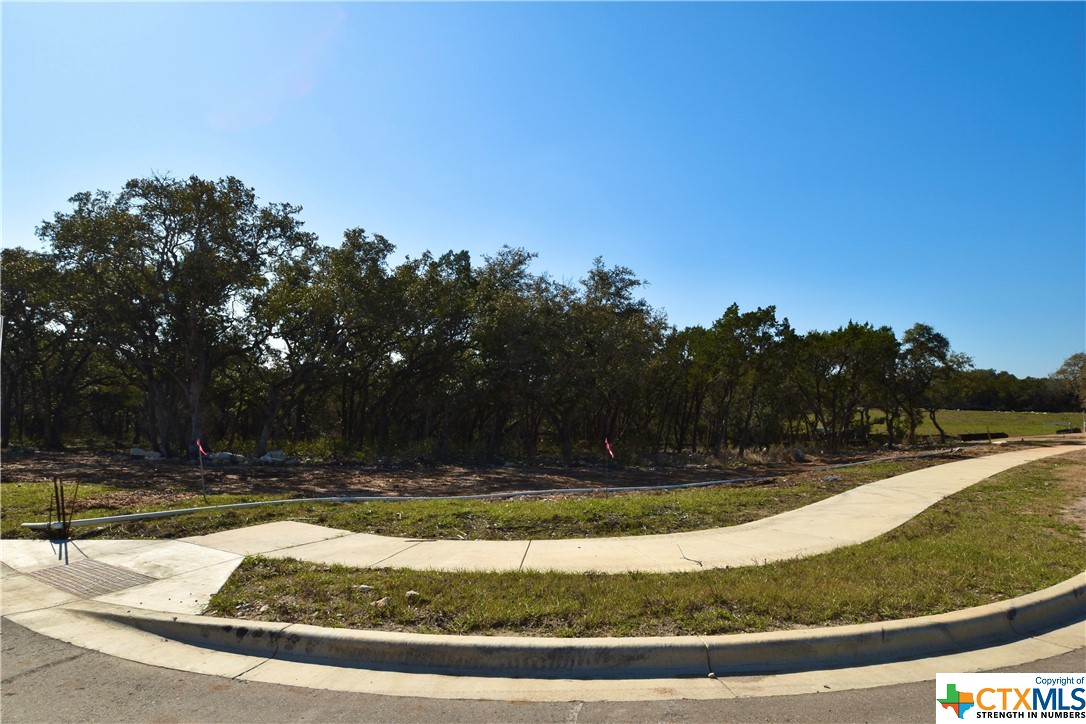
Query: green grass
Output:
[[916, 409, 1083, 438], [3, 457, 950, 541], [0, 484, 292, 539], [205, 451, 1086, 637]]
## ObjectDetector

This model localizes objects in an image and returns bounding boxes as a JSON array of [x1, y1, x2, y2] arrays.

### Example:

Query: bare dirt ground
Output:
[[0, 440, 1057, 508]]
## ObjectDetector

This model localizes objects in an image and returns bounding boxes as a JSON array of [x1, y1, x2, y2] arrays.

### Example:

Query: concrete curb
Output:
[[73, 572, 1085, 679], [703, 572, 1086, 674]]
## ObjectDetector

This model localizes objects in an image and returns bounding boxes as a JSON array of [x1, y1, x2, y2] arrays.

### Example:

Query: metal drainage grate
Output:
[[27, 558, 156, 598]]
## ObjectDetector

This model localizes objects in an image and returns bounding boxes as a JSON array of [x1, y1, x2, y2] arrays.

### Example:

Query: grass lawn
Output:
[[916, 409, 1083, 438], [4, 456, 962, 541], [0, 486, 291, 540], [205, 450, 1086, 637]]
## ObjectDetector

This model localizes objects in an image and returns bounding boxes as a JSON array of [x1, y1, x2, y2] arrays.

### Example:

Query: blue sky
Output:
[[3, 2, 1083, 379]]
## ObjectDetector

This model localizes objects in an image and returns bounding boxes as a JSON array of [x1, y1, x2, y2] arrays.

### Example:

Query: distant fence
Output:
[[958, 429, 1082, 441], [958, 432, 1009, 442]]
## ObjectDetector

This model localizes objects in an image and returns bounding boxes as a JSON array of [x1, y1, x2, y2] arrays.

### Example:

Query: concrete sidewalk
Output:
[[181, 443, 1082, 573], [1, 443, 1083, 701]]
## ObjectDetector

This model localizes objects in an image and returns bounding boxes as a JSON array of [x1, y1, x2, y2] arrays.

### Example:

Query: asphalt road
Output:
[[3, 618, 1083, 723]]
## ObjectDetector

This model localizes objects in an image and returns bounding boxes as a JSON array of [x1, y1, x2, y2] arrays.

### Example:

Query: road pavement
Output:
[[3, 619, 1083, 723]]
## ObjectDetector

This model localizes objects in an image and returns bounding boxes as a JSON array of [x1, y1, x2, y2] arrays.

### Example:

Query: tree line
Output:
[[3, 175, 1083, 459]]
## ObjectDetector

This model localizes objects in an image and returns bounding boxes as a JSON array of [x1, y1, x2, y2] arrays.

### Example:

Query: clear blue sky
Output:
[[3, 2, 1083, 379]]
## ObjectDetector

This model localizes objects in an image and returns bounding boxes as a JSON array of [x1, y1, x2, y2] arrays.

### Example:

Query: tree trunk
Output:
[[42, 407, 64, 450], [256, 388, 281, 457], [357, 371, 370, 450], [185, 341, 214, 456], [1, 376, 16, 448], [150, 380, 175, 457], [555, 407, 575, 460], [485, 409, 506, 460], [737, 400, 756, 458], [155, 405, 173, 457], [188, 376, 205, 455], [928, 408, 947, 443]]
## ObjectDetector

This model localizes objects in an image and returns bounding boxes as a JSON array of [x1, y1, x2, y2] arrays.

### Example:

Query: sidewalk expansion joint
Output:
[[367, 540, 425, 568], [519, 540, 532, 570], [233, 650, 277, 680]]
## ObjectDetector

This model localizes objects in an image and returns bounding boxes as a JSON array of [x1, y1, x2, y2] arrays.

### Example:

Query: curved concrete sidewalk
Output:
[[1, 443, 1083, 700], [182, 443, 1081, 573]]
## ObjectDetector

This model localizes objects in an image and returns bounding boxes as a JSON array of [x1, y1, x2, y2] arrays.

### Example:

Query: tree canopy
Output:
[[5, 174, 1070, 458]]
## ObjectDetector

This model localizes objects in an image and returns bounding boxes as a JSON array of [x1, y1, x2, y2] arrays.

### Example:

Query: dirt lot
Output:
[[0, 441, 1048, 508]]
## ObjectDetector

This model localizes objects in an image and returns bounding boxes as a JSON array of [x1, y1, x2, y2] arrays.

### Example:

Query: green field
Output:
[[916, 409, 1083, 438]]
